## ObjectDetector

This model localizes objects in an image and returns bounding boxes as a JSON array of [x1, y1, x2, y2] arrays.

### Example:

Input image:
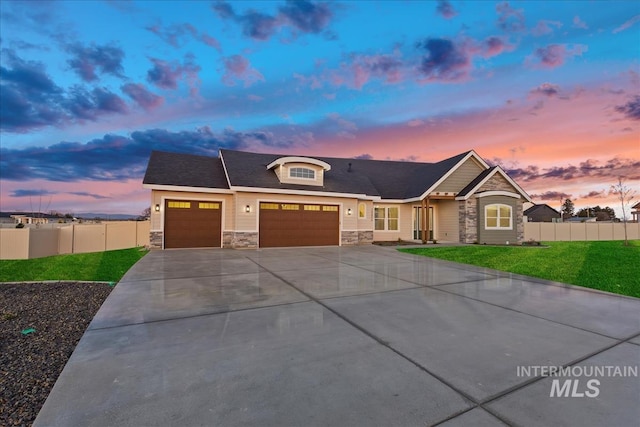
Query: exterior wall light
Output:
[[154, 204, 160, 212], [347, 208, 353, 216], [245, 205, 251, 213]]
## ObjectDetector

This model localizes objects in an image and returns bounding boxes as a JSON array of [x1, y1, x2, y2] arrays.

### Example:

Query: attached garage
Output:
[[164, 200, 222, 249], [259, 202, 339, 248]]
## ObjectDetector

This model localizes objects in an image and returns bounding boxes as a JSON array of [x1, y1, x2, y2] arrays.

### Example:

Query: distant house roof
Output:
[[632, 202, 640, 210], [524, 204, 560, 216], [143, 149, 531, 202]]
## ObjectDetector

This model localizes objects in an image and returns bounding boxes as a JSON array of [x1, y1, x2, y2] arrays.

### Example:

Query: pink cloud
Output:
[[573, 16, 588, 30], [221, 55, 265, 87], [531, 20, 562, 36], [528, 44, 587, 68]]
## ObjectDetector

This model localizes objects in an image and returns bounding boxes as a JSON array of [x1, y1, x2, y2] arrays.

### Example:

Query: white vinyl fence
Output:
[[0, 221, 150, 260], [524, 222, 640, 242]]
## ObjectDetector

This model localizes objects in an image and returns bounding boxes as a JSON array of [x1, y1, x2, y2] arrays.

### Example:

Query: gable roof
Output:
[[455, 165, 533, 202], [143, 148, 531, 202], [524, 204, 559, 216], [143, 151, 229, 189], [220, 149, 475, 199]]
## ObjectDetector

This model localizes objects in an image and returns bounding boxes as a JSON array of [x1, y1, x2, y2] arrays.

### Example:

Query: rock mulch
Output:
[[0, 282, 114, 427]]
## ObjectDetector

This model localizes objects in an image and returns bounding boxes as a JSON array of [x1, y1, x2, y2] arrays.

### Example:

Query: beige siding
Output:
[[357, 200, 374, 231], [434, 157, 484, 193], [435, 200, 459, 241], [234, 191, 360, 232], [372, 203, 413, 241], [151, 190, 234, 231]]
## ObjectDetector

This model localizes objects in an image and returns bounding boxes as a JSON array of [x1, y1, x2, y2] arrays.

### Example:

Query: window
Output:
[[289, 167, 315, 179], [485, 204, 512, 230], [304, 205, 321, 211], [168, 201, 190, 208], [198, 202, 219, 209], [260, 203, 279, 210], [358, 202, 366, 219], [374, 206, 399, 231], [281, 204, 300, 210], [322, 205, 338, 212]]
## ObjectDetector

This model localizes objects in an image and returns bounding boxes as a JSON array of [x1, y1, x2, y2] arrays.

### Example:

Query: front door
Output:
[[413, 206, 434, 240]]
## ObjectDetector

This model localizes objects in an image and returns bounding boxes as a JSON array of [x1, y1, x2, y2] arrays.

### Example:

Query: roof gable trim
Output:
[[455, 166, 533, 202], [267, 156, 331, 171], [474, 190, 521, 199], [415, 150, 489, 201]]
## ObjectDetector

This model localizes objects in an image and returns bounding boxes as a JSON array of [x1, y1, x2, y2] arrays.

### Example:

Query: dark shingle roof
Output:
[[219, 149, 473, 199], [143, 149, 480, 199], [143, 151, 229, 189], [456, 166, 497, 198]]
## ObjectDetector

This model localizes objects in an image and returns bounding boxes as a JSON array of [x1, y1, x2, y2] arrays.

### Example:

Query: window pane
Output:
[[304, 205, 320, 211], [486, 217, 498, 228], [358, 203, 366, 218], [199, 202, 219, 209], [486, 206, 498, 218], [388, 207, 399, 219], [499, 206, 511, 218], [388, 219, 399, 231], [260, 203, 279, 210], [322, 206, 338, 211], [168, 201, 190, 208], [375, 219, 385, 230], [290, 167, 315, 179], [281, 204, 300, 210], [374, 207, 385, 220], [499, 218, 510, 228]]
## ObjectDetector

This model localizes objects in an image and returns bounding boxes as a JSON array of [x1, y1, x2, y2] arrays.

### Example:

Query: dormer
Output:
[[267, 156, 331, 187]]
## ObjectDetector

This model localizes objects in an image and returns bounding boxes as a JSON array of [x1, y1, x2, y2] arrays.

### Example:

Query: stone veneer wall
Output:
[[357, 230, 373, 244], [341, 230, 359, 245], [150, 231, 163, 249], [458, 173, 526, 244], [223, 231, 258, 249], [458, 199, 477, 243]]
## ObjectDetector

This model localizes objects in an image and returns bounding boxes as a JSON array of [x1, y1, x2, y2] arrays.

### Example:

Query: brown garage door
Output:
[[164, 200, 222, 248], [259, 202, 339, 248]]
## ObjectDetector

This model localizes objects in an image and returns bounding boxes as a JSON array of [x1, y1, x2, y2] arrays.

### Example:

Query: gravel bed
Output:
[[0, 282, 114, 427]]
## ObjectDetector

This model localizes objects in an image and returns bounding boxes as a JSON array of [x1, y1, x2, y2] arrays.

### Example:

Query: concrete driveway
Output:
[[35, 246, 640, 426]]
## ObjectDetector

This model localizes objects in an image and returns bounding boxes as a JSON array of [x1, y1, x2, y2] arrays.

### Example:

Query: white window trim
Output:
[[485, 203, 513, 230], [289, 167, 316, 180], [374, 206, 400, 231]]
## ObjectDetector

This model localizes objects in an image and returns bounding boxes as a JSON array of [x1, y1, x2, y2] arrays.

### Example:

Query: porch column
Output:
[[425, 197, 430, 242], [421, 198, 426, 242]]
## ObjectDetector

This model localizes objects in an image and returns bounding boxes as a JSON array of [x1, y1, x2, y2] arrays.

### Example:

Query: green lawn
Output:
[[0, 247, 148, 283], [401, 241, 640, 298]]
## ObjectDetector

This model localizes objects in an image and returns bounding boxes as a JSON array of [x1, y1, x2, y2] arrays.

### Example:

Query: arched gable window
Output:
[[289, 167, 315, 179], [485, 204, 512, 230]]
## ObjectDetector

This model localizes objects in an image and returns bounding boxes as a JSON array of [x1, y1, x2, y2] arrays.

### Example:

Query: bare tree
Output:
[[610, 177, 636, 246]]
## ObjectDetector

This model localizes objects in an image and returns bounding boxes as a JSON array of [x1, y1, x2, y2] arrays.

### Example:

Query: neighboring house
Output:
[[143, 149, 532, 249], [524, 204, 561, 222], [632, 202, 640, 223], [10, 215, 49, 225]]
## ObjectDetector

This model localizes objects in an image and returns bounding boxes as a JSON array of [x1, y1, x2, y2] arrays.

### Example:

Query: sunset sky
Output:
[[1, 0, 638, 217]]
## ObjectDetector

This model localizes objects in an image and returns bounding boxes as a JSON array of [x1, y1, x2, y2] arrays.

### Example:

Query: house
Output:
[[10, 215, 50, 225], [143, 149, 532, 249], [524, 204, 561, 222], [632, 202, 640, 223]]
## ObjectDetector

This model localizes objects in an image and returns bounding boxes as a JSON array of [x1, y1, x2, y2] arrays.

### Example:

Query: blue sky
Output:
[[1, 0, 638, 215]]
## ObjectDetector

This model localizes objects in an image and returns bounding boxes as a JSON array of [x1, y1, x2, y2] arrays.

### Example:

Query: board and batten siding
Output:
[[433, 157, 484, 193], [435, 200, 459, 241], [477, 195, 519, 245]]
